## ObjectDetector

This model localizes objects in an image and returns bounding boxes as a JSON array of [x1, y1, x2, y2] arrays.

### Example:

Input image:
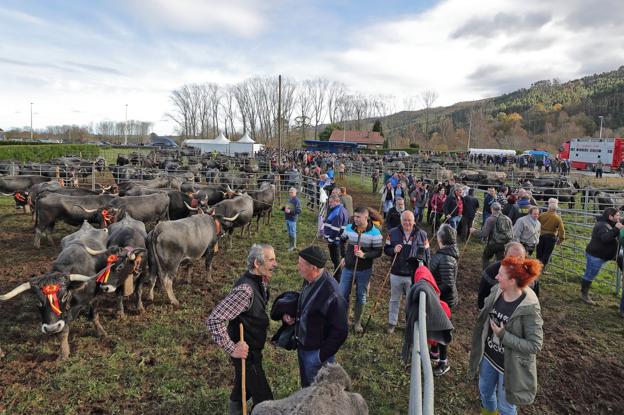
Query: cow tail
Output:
[[146, 227, 163, 282]]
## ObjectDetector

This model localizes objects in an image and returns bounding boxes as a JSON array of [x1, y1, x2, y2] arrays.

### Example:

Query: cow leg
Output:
[[186, 264, 193, 284], [89, 306, 108, 338], [163, 276, 180, 307], [34, 229, 41, 249], [204, 250, 215, 283], [117, 291, 126, 320], [59, 327, 70, 360]]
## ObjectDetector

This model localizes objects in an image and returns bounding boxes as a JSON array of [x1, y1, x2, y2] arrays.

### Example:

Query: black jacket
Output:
[[295, 270, 348, 362], [384, 207, 402, 230], [586, 214, 621, 261], [428, 245, 459, 307], [443, 194, 462, 217], [270, 291, 299, 350], [384, 225, 430, 276], [462, 195, 480, 219], [227, 272, 270, 351]]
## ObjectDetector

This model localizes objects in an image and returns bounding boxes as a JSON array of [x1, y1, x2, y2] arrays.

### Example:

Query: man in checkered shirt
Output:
[[207, 244, 277, 415]]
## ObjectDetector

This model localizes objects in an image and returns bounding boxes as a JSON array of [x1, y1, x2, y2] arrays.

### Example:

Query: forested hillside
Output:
[[379, 66, 624, 152]]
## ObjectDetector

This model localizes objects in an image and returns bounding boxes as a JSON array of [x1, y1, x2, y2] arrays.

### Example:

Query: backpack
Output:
[[490, 214, 513, 245]]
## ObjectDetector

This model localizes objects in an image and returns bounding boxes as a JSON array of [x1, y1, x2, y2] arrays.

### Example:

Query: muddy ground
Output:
[[0, 185, 622, 414]]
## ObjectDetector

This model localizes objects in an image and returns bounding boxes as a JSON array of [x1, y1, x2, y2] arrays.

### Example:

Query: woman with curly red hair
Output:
[[468, 257, 544, 415]]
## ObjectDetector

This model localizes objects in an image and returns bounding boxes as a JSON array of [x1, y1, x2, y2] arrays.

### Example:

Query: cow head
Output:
[[13, 191, 29, 207], [95, 247, 147, 294], [0, 272, 93, 334]]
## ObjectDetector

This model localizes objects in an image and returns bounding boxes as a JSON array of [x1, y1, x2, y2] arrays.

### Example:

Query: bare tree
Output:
[[310, 78, 329, 139], [296, 80, 314, 141], [420, 90, 438, 139], [326, 81, 346, 124]]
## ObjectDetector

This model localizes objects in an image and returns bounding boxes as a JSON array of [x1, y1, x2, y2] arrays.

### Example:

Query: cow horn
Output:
[[69, 274, 92, 282], [74, 205, 98, 213], [101, 185, 111, 191], [222, 212, 240, 222], [1, 192, 14, 196], [0, 282, 31, 300], [184, 201, 198, 211], [85, 246, 107, 255]]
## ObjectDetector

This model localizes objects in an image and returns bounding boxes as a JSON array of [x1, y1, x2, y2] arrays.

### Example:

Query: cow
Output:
[[244, 182, 275, 230], [209, 194, 255, 246], [0, 175, 51, 193], [78, 194, 171, 225], [34, 193, 117, 248], [106, 214, 148, 316], [60, 220, 109, 250], [146, 213, 237, 307], [117, 175, 182, 195], [0, 253, 142, 359]]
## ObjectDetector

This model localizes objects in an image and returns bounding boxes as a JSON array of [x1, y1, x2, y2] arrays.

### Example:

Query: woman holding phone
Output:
[[468, 256, 544, 415]]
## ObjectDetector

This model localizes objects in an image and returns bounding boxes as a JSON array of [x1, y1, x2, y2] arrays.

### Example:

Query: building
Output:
[[304, 140, 358, 153], [328, 130, 384, 149], [0, 128, 4, 141]]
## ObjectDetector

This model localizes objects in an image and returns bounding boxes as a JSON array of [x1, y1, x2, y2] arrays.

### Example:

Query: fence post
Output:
[[408, 321, 422, 415], [583, 187, 590, 224], [92, 162, 96, 191]]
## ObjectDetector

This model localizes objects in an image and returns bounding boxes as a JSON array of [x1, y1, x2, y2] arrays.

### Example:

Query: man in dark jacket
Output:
[[383, 210, 430, 334], [476, 242, 526, 309], [281, 246, 348, 387], [460, 187, 479, 241], [322, 195, 349, 274], [443, 185, 464, 231], [284, 187, 302, 251], [428, 224, 459, 376], [384, 196, 405, 231], [581, 207, 623, 304], [207, 244, 278, 414]]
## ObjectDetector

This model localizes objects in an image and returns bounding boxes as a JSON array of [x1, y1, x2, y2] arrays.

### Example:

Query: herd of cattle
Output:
[[0, 173, 276, 359]]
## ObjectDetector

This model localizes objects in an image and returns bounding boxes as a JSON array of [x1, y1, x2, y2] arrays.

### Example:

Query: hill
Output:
[[365, 66, 624, 151]]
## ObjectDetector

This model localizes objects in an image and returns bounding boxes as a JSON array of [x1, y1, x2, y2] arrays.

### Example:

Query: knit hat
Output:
[[299, 246, 328, 268]]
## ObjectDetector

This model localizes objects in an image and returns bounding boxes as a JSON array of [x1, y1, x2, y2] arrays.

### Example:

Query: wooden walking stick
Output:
[[362, 252, 399, 334], [348, 231, 363, 314], [239, 323, 247, 415]]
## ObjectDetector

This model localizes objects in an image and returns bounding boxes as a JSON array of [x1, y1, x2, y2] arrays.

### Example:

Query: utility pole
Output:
[[124, 104, 128, 145], [278, 75, 282, 164], [30, 102, 33, 140], [599, 115, 604, 139], [467, 112, 473, 150]]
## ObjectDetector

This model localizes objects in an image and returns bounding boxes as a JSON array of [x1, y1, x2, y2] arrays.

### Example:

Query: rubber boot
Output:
[[354, 303, 364, 333], [480, 408, 499, 415], [288, 236, 295, 252], [580, 280, 595, 305], [228, 400, 242, 415]]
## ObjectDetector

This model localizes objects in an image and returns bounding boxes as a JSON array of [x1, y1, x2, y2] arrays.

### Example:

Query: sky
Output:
[[1, 0, 623, 135]]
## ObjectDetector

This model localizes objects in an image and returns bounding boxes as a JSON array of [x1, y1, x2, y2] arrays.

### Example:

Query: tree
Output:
[[372, 119, 383, 136], [319, 123, 341, 141], [420, 90, 438, 138]]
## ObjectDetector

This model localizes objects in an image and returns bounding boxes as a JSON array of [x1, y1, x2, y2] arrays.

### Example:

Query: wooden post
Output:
[[240, 323, 247, 415]]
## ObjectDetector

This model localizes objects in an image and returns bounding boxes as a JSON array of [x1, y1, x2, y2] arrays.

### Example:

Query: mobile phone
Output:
[[353, 244, 360, 253], [489, 311, 501, 326]]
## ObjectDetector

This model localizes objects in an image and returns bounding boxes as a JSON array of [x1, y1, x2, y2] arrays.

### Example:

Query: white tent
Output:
[[183, 133, 231, 154], [229, 132, 264, 156]]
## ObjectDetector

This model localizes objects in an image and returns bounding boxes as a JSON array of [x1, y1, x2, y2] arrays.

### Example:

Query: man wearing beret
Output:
[[281, 245, 349, 387]]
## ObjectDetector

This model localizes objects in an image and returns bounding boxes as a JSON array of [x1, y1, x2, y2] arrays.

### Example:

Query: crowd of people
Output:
[[204, 154, 622, 415]]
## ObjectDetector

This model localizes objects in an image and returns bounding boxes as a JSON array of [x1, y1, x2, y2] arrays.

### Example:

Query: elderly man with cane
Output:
[[207, 244, 278, 415], [382, 210, 429, 334]]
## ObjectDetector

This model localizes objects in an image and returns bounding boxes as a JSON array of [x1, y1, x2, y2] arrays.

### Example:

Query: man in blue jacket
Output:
[[323, 195, 350, 275], [284, 187, 302, 251], [280, 246, 348, 387]]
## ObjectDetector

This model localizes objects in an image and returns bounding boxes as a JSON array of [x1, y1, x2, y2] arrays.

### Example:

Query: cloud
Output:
[[62, 61, 125, 75], [451, 12, 552, 39], [125, 0, 271, 37]]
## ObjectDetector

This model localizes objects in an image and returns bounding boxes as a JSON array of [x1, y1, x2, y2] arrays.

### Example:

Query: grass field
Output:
[[0, 177, 623, 414]]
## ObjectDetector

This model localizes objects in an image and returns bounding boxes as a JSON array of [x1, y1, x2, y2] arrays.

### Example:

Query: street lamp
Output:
[[124, 104, 128, 145], [598, 115, 604, 139], [30, 102, 33, 140]]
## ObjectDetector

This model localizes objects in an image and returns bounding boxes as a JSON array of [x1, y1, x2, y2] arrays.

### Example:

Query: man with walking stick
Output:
[[207, 244, 278, 414], [338, 206, 383, 333], [383, 210, 430, 334]]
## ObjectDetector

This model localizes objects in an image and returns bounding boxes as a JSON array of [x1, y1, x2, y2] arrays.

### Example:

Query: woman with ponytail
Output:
[[468, 257, 544, 415]]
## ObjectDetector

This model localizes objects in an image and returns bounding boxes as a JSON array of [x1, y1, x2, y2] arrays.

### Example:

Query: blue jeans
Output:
[[297, 348, 336, 387], [479, 358, 516, 415], [339, 267, 373, 305], [286, 220, 297, 238], [449, 215, 461, 230], [582, 253, 607, 282]]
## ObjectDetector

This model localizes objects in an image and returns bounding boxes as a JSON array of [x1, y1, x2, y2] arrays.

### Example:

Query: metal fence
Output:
[[408, 291, 434, 415]]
